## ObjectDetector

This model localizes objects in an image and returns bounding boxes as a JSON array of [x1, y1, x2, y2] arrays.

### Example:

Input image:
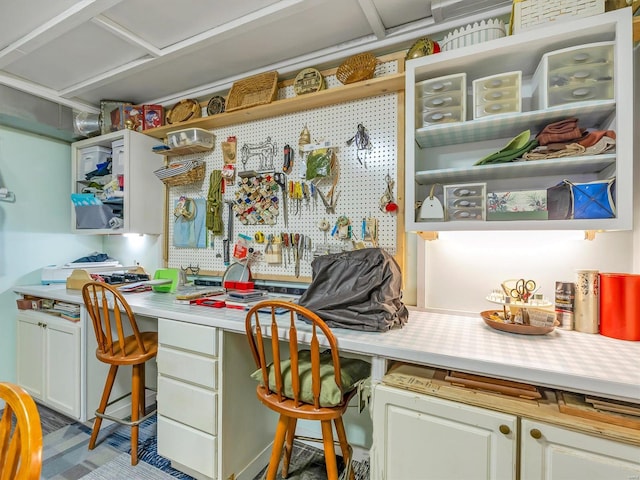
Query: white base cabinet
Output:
[[157, 319, 277, 480], [16, 310, 80, 419], [372, 384, 640, 480], [371, 383, 517, 480], [157, 318, 219, 479], [520, 419, 640, 479]]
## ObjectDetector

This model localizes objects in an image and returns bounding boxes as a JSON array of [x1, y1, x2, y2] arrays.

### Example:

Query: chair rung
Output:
[[95, 408, 156, 426]]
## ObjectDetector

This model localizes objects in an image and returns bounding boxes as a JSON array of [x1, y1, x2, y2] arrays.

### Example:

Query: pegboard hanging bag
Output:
[[298, 248, 408, 332]]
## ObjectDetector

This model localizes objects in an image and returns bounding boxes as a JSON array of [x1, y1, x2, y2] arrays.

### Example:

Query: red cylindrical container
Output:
[[599, 273, 640, 341]]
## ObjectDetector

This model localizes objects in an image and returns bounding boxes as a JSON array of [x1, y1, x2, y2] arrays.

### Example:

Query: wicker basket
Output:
[[225, 71, 279, 112], [154, 160, 205, 187], [336, 53, 378, 85]]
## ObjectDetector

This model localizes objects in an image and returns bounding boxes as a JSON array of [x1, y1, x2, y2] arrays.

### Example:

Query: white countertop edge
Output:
[[12, 284, 640, 404]]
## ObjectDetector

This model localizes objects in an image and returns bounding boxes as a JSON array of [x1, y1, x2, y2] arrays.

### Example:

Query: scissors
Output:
[[510, 279, 536, 303]]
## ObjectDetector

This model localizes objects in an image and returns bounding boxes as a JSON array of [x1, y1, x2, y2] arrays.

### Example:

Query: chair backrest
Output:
[[82, 281, 149, 359], [245, 300, 344, 409], [0, 382, 42, 480]]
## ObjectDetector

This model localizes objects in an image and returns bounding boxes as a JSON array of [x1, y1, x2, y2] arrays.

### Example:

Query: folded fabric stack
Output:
[[473, 118, 616, 166], [524, 117, 616, 160]]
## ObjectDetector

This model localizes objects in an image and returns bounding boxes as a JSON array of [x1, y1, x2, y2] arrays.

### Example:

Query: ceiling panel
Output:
[[373, 0, 432, 29], [4, 22, 149, 91], [101, 0, 282, 49], [0, 0, 78, 49], [0, 0, 512, 115], [73, 0, 375, 105]]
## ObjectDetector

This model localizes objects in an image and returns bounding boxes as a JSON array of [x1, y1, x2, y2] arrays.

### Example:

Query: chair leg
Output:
[[131, 364, 142, 465], [282, 417, 297, 478], [266, 414, 289, 480], [321, 420, 339, 480], [139, 362, 146, 418], [89, 364, 118, 450], [334, 416, 355, 480]]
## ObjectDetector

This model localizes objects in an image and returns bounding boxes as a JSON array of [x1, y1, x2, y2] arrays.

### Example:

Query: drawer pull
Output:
[[530, 428, 542, 439], [499, 424, 511, 435]]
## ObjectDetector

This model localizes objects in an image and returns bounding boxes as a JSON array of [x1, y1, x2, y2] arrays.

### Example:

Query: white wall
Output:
[[417, 230, 634, 313], [0, 126, 103, 383]]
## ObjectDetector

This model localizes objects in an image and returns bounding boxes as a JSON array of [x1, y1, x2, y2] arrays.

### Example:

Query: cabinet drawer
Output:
[[158, 318, 217, 356], [158, 376, 217, 434], [158, 415, 216, 479], [157, 346, 217, 389]]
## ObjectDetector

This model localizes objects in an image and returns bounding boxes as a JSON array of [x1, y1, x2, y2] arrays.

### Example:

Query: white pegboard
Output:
[[167, 64, 400, 280]]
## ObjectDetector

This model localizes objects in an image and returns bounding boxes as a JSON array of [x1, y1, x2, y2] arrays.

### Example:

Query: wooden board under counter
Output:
[[382, 362, 640, 447]]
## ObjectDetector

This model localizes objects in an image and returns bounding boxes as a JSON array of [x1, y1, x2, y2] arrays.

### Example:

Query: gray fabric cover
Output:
[[298, 248, 408, 332]]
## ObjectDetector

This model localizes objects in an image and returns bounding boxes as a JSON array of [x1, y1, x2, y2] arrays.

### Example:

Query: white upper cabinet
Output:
[[405, 9, 633, 232], [71, 129, 164, 234]]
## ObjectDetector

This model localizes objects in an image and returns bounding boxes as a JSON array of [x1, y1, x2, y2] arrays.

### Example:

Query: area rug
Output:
[[81, 453, 176, 480], [38, 404, 370, 480]]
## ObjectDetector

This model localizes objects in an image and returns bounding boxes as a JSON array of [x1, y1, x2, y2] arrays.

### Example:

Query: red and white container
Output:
[[599, 273, 640, 341]]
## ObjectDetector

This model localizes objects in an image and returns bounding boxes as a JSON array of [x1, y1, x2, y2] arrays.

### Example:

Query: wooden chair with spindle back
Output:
[[245, 300, 370, 480], [0, 382, 42, 480], [81, 281, 158, 465]]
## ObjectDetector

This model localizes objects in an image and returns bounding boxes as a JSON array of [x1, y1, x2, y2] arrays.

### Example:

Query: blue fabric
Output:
[[571, 179, 615, 219]]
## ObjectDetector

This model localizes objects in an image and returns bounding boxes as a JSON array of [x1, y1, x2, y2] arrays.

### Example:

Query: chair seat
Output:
[[256, 385, 359, 421], [96, 331, 158, 365]]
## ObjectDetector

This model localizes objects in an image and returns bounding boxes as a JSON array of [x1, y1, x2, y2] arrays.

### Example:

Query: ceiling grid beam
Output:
[[91, 15, 162, 57], [357, 0, 388, 39]]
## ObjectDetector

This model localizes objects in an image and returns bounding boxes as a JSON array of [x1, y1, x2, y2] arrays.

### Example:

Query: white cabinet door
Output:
[[521, 419, 640, 480], [44, 318, 81, 418], [16, 310, 81, 419], [17, 313, 45, 399], [372, 383, 517, 480]]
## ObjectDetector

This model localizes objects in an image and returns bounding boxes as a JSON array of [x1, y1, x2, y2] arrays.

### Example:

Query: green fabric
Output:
[[251, 350, 370, 407], [474, 130, 538, 166]]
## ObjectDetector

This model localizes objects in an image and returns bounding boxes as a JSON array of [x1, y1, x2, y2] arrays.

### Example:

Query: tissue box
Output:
[[487, 190, 548, 221]]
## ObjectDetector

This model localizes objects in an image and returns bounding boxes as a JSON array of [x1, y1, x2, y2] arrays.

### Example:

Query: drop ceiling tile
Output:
[[4, 22, 149, 92], [373, 0, 432, 29], [0, 0, 78, 49], [102, 0, 282, 49], [74, 0, 374, 105]]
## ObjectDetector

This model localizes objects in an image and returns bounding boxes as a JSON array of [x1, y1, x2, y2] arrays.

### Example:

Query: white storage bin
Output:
[[416, 73, 466, 97], [475, 100, 521, 119], [473, 72, 521, 119], [416, 73, 467, 127], [474, 71, 521, 91], [532, 42, 614, 109], [444, 183, 486, 221], [547, 81, 614, 106], [167, 128, 215, 151], [77, 146, 111, 178], [421, 107, 465, 127], [421, 92, 464, 110]]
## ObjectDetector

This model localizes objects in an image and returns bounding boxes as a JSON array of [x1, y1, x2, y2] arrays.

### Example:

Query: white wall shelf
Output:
[[405, 9, 633, 233]]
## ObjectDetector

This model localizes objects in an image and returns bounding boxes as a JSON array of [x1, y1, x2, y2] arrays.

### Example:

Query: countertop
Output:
[[13, 284, 640, 404]]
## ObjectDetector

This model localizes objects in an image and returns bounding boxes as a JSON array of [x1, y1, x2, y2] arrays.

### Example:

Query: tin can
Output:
[[574, 269, 599, 333], [555, 281, 575, 330]]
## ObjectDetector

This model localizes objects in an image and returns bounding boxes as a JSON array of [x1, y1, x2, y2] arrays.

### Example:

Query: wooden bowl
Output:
[[480, 310, 556, 335]]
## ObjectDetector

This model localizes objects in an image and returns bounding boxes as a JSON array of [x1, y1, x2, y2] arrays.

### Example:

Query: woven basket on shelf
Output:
[[336, 53, 378, 85], [225, 71, 279, 112], [154, 160, 205, 187]]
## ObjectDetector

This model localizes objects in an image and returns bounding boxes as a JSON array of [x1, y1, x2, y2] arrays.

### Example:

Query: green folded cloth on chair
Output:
[[474, 130, 539, 166]]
